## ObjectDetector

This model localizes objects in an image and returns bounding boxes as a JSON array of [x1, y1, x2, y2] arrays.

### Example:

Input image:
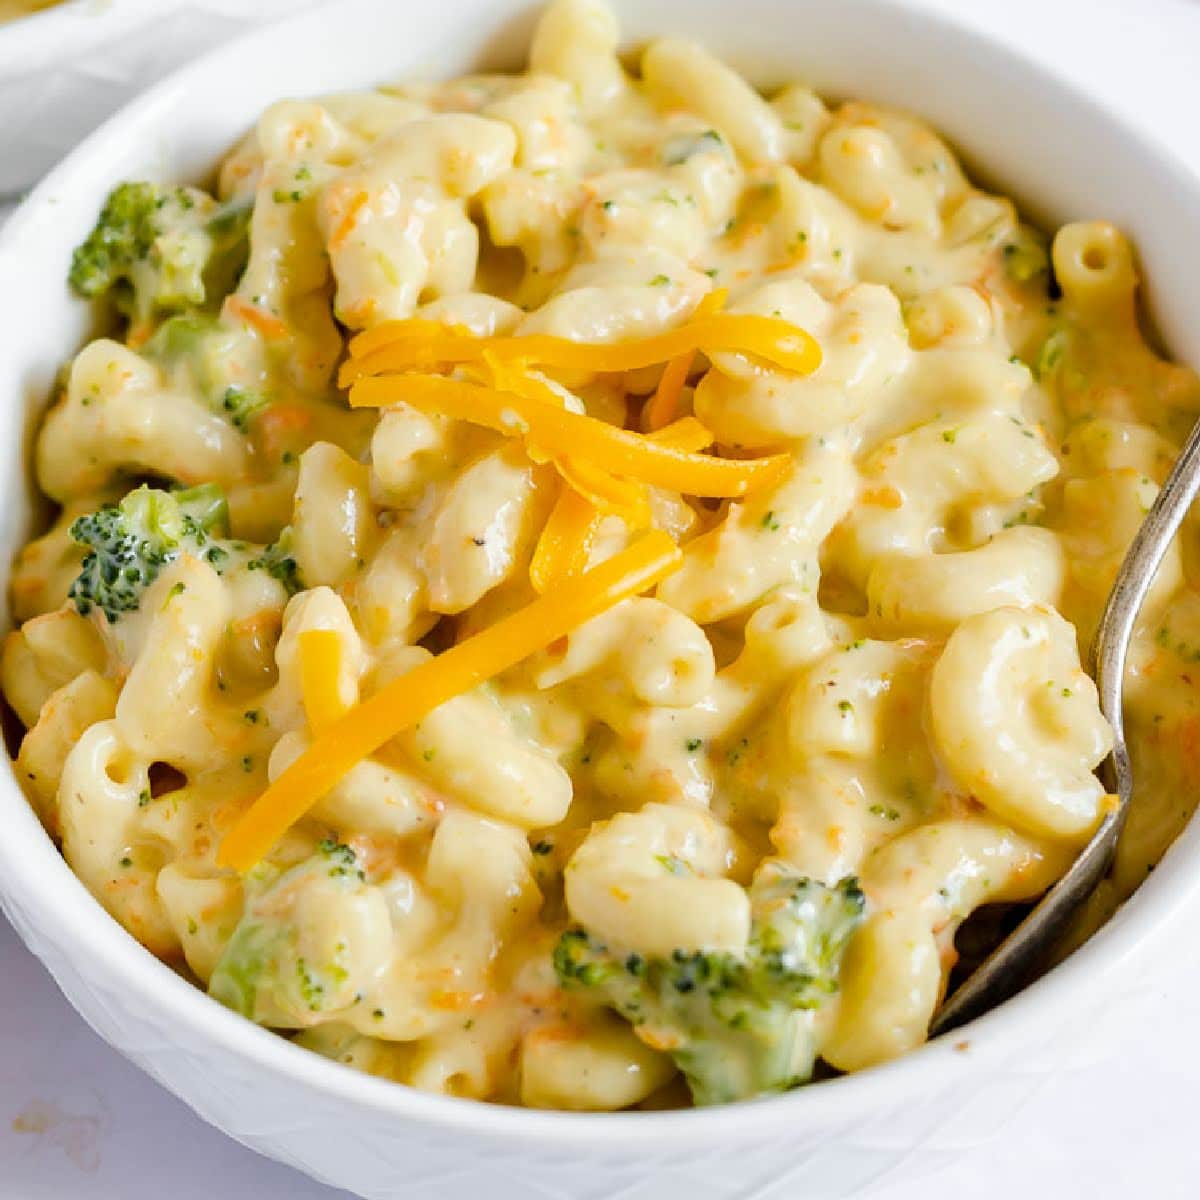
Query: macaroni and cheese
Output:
[[7, 0, 1199, 1110]]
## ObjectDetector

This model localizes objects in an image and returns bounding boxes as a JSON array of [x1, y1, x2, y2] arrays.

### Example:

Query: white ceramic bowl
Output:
[[2, 2, 1200, 1197]]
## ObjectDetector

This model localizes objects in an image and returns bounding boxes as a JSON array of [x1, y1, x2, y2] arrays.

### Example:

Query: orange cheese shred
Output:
[[349, 374, 791, 499], [646, 416, 714, 452], [642, 350, 695, 433], [217, 531, 683, 871], [643, 288, 728, 431], [299, 629, 348, 733], [554, 455, 650, 522], [341, 308, 821, 386], [477, 353, 568, 409], [533, 419, 712, 594], [529, 486, 604, 594]]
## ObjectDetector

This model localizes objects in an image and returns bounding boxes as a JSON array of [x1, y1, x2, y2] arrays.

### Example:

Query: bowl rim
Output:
[[2, 0, 1200, 1148]]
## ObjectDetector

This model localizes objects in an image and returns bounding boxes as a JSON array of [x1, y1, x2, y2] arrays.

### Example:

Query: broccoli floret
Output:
[[69, 182, 251, 326], [209, 844, 370, 1026], [208, 917, 285, 1019], [247, 527, 302, 596], [67, 483, 229, 623], [144, 313, 269, 431], [175, 481, 230, 538], [554, 870, 865, 1106], [220, 384, 269, 430]]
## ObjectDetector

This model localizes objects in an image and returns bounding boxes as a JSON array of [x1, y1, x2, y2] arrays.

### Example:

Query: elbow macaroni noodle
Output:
[[6, 0, 1200, 1109]]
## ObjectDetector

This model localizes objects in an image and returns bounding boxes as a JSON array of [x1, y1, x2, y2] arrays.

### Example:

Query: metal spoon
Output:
[[930, 413, 1200, 1037]]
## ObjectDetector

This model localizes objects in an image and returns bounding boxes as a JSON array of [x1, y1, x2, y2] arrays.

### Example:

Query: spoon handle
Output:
[[931, 412, 1200, 1038]]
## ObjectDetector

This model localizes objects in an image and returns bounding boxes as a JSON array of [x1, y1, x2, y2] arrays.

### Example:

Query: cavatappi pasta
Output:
[[8, 0, 1200, 1110]]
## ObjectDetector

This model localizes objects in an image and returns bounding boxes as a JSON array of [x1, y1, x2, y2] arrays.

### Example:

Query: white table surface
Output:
[[3, 1, 1200, 1196]]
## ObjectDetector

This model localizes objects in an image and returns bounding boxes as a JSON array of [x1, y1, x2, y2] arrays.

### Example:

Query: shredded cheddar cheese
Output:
[[529, 485, 604, 593], [217, 531, 683, 871], [477, 353, 571, 410], [645, 416, 715, 452], [478, 355, 713, 534], [554, 455, 650, 522], [298, 629, 348, 733], [340, 308, 822, 385], [349, 374, 791, 498], [644, 288, 728, 431], [643, 348, 695, 433]]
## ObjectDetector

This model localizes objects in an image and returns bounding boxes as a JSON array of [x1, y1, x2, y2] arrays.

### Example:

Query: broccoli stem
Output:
[[555, 870, 866, 1105]]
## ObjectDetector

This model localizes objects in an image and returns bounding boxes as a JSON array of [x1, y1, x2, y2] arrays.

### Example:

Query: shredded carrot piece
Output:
[[529, 486, 604, 593], [341, 308, 821, 385], [126, 321, 154, 350], [299, 630, 347, 733], [643, 289, 728, 431], [256, 404, 313, 462], [524, 1022, 584, 1045], [224, 294, 289, 341], [258, 404, 312, 434], [330, 190, 370, 251], [349, 375, 791, 499], [217, 532, 682, 871]]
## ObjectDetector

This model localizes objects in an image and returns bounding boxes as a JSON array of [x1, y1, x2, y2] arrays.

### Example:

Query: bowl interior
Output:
[[1, 0, 1199, 1147]]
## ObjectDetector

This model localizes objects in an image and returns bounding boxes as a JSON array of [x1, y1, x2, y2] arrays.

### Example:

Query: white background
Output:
[[2, 1, 1199, 1196]]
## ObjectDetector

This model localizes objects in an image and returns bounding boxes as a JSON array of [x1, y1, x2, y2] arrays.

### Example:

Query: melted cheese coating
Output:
[[8, 0, 1200, 1111]]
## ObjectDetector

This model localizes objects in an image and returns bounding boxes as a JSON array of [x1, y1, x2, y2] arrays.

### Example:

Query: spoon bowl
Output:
[[932, 412, 1200, 1036]]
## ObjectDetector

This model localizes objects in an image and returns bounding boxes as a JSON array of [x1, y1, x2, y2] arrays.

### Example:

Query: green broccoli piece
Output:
[[144, 313, 269, 431], [1035, 329, 1070, 382], [1001, 228, 1050, 285], [220, 384, 269, 431], [69, 182, 251, 326], [554, 870, 865, 1106], [247, 526, 302, 596], [142, 311, 215, 359], [67, 483, 229, 623], [175, 481, 230, 538], [209, 843, 369, 1026], [207, 917, 285, 1019]]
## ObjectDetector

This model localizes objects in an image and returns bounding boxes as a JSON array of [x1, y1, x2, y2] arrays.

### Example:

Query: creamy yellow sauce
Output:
[[6, 0, 1199, 1110]]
